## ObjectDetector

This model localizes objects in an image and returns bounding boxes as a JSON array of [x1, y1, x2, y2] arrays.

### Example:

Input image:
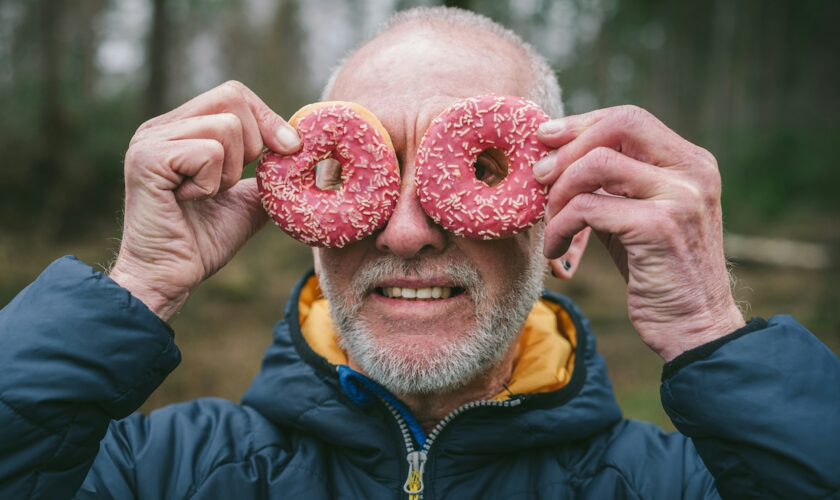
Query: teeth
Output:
[[381, 286, 456, 300]]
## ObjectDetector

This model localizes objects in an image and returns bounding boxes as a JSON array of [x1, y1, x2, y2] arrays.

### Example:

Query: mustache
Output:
[[350, 255, 486, 299]]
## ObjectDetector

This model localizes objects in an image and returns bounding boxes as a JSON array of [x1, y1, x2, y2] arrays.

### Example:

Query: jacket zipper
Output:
[[379, 396, 523, 499]]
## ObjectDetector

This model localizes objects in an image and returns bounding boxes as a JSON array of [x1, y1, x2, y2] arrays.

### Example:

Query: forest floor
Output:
[[3, 218, 838, 431]]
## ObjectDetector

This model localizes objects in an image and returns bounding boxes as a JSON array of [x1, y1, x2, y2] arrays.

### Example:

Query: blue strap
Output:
[[337, 365, 427, 448]]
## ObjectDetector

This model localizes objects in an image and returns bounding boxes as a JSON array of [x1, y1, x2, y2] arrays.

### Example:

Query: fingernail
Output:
[[538, 119, 566, 136], [532, 151, 556, 180], [276, 123, 301, 152]]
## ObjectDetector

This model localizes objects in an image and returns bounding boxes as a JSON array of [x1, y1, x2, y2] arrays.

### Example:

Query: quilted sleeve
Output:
[[661, 317, 840, 499], [0, 257, 181, 499]]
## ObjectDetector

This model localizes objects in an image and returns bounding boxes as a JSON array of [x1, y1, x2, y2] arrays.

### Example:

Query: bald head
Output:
[[322, 7, 563, 118], [331, 24, 527, 108], [329, 24, 533, 125]]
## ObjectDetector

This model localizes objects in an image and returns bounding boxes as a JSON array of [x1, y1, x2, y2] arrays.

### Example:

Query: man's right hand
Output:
[[109, 81, 301, 321]]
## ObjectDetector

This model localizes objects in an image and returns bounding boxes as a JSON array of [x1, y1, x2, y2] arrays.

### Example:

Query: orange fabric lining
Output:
[[297, 275, 576, 398]]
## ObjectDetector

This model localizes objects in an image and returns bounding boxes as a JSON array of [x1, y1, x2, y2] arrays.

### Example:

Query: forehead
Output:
[[329, 25, 531, 134]]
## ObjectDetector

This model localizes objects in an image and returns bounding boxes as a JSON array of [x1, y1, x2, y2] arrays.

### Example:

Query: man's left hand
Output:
[[533, 105, 745, 361]]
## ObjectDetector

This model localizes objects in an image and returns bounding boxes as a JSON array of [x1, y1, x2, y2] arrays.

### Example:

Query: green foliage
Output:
[[1, 0, 837, 239], [722, 126, 840, 228]]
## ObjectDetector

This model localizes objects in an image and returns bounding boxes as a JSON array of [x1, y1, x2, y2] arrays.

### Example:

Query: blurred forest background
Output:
[[1, 0, 838, 428]]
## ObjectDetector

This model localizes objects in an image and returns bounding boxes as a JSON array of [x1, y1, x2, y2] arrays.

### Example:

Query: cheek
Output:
[[459, 237, 534, 287], [318, 245, 365, 290], [316, 248, 353, 289]]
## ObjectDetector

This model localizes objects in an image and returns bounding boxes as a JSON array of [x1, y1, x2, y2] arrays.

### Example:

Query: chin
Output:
[[339, 316, 498, 395]]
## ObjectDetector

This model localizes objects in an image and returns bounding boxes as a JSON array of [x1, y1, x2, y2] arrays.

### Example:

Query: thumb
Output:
[[212, 178, 269, 244]]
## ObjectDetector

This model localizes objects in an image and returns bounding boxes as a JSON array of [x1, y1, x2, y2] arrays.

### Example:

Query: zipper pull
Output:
[[403, 450, 428, 498]]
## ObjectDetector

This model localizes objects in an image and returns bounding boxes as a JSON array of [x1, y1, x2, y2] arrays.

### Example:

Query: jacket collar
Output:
[[296, 274, 577, 399], [242, 270, 622, 455]]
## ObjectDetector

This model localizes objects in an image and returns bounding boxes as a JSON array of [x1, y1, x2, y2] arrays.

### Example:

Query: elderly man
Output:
[[1, 7, 837, 499]]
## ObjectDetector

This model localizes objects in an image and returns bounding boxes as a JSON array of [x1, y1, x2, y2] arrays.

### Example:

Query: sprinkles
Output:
[[256, 101, 400, 248], [415, 95, 551, 239]]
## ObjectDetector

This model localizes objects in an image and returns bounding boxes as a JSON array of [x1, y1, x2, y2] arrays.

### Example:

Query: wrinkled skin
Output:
[[110, 81, 301, 320], [533, 106, 744, 360], [110, 26, 742, 413]]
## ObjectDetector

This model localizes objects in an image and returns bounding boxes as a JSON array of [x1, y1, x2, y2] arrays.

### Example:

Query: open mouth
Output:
[[374, 286, 466, 300]]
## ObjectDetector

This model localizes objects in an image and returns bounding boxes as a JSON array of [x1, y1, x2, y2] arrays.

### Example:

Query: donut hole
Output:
[[315, 157, 342, 191], [473, 148, 509, 187]]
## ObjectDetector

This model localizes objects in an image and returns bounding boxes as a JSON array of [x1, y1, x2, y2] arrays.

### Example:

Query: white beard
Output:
[[318, 233, 547, 396]]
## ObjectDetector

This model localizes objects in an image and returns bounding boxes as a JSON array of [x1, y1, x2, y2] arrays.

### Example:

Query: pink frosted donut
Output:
[[415, 95, 551, 239], [257, 102, 400, 248]]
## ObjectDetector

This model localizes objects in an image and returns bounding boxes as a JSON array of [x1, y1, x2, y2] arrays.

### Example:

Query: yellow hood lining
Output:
[[297, 275, 576, 399]]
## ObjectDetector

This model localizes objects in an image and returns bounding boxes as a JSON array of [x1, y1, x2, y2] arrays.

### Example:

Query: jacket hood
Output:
[[242, 270, 622, 456]]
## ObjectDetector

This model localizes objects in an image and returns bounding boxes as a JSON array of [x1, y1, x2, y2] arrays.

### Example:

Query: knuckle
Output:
[[217, 80, 246, 105], [700, 168, 722, 201], [135, 118, 154, 133], [617, 104, 649, 125], [128, 129, 146, 147], [124, 143, 150, 170], [134, 115, 162, 136], [218, 112, 242, 133], [137, 115, 165, 132], [691, 148, 722, 201], [589, 147, 615, 168], [220, 79, 245, 94], [695, 146, 718, 170], [195, 140, 225, 170], [205, 140, 226, 165], [570, 192, 598, 212]]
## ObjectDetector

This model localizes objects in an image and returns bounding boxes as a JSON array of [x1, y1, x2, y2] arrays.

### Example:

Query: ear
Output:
[[548, 227, 591, 281], [312, 248, 321, 275]]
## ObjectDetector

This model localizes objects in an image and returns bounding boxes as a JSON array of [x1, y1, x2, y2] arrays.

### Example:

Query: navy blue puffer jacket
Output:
[[0, 257, 838, 498]]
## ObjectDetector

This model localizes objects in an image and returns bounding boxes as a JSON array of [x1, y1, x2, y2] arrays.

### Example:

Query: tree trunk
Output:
[[146, 0, 171, 118], [34, 0, 67, 241]]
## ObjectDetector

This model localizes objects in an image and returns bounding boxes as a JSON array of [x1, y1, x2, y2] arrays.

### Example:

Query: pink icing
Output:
[[257, 104, 400, 248], [415, 95, 551, 239]]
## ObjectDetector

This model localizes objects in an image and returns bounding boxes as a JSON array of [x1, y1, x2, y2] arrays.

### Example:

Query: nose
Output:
[[375, 166, 447, 258]]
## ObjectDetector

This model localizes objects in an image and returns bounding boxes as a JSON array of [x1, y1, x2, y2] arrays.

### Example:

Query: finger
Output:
[[144, 113, 246, 193], [537, 108, 613, 147], [534, 106, 700, 184], [547, 226, 591, 280], [138, 81, 300, 159], [533, 111, 614, 184], [561, 106, 688, 172], [545, 147, 669, 219], [160, 139, 225, 201], [544, 192, 651, 259], [233, 83, 302, 156]]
